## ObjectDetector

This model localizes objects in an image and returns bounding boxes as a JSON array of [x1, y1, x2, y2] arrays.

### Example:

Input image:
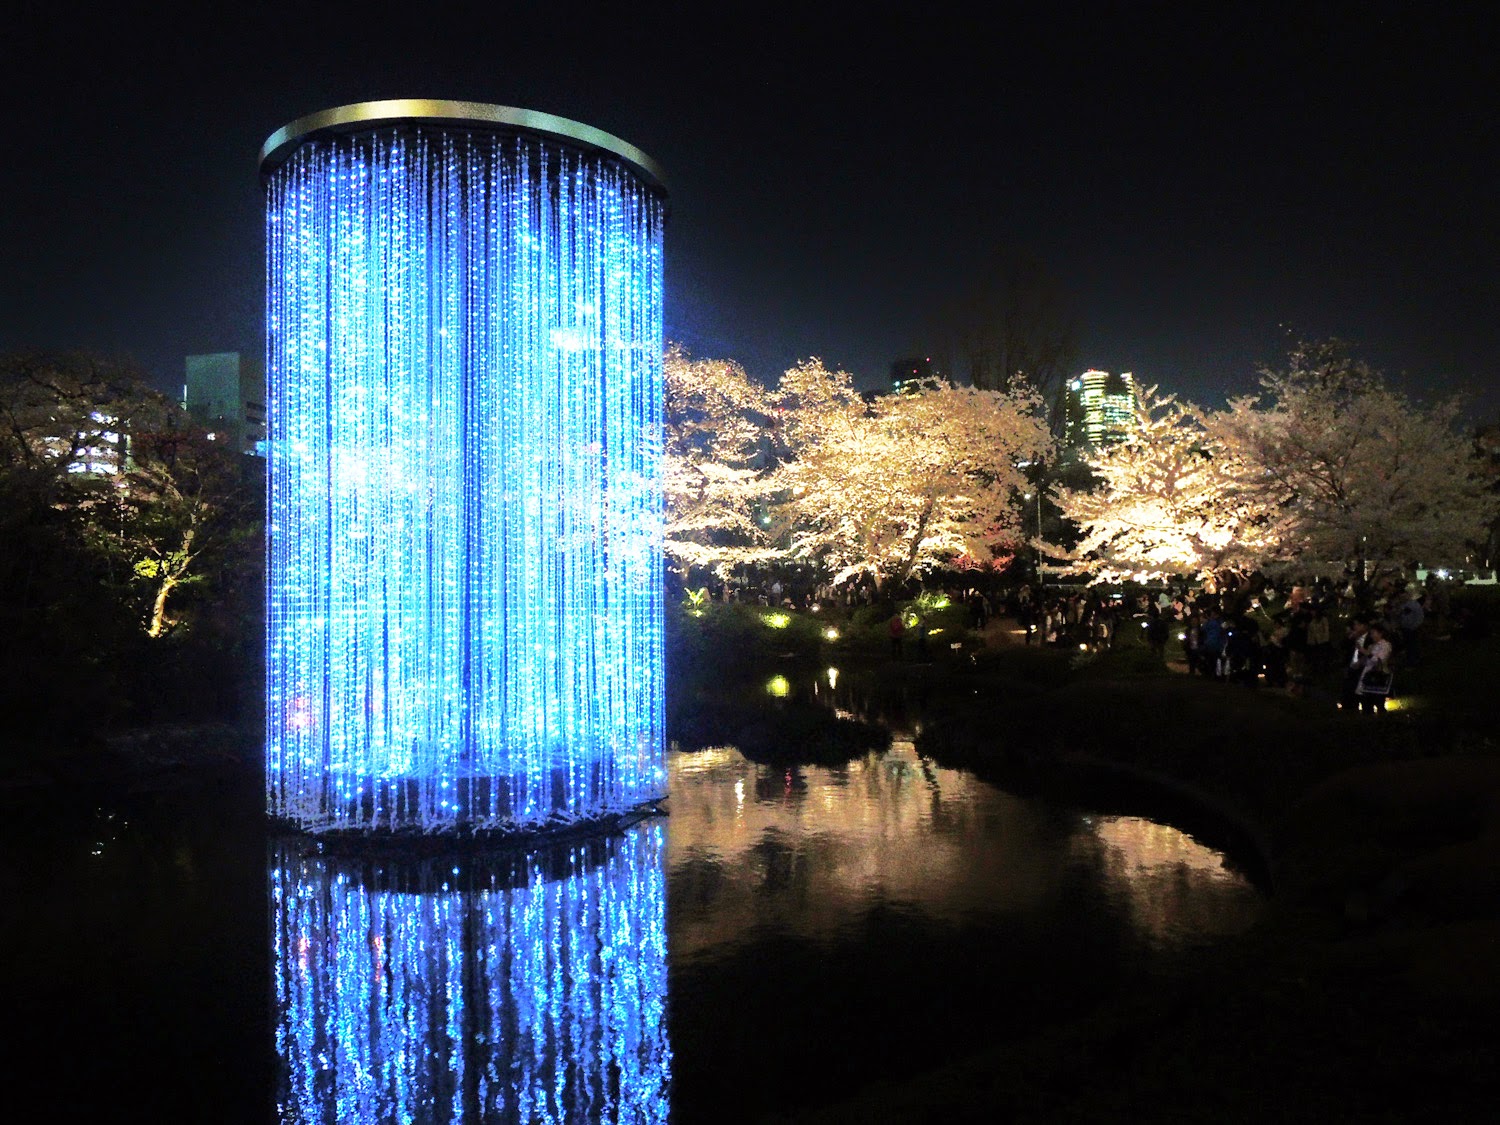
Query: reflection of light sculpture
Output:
[[261, 102, 668, 832], [269, 825, 669, 1122]]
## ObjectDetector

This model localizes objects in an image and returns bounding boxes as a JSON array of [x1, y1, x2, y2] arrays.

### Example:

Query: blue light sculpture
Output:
[[269, 825, 670, 1122], [262, 102, 667, 833]]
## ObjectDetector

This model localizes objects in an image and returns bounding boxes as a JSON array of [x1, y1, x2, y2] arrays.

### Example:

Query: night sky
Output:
[[5, 3, 1497, 419]]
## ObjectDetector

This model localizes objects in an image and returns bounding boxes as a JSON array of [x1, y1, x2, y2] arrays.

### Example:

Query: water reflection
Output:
[[672, 739, 1067, 956], [268, 825, 669, 1124], [1076, 814, 1255, 948], [665, 734, 1263, 1120], [668, 736, 1261, 960]]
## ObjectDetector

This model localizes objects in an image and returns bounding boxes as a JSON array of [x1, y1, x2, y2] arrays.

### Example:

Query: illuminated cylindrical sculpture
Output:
[[262, 101, 667, 833]]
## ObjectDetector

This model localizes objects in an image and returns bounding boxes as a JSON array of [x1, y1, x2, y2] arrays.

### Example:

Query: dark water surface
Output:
[[2, 680, 1262, 1123]]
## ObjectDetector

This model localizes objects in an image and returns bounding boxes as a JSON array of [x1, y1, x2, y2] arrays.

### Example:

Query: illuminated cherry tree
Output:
[[773, 359, 1051, 590], [1051, 342, 1498, 587], [1048, 388, 1275, 584], [1206, 340, 1497, 584], [662, 344, 780, 580]]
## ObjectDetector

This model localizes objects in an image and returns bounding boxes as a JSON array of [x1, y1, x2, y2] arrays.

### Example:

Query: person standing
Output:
[[968, 592, 989, 630], [1182, 609, 1203, 673], [1306, 606, 1333, 677], [1340, 618, 1371, 712], [1263, 614, 1291, 689], [888, 610, 906, 658], [1146, 604, 1169, 661], [1396, 590, 1425, 667], [1200, 609, 1228, 679], [1355, 622, 1394, 714]]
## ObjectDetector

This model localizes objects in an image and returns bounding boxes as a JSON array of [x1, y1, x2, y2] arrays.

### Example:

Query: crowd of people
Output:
[[1011, 585, 1129, 651], [1151, 579, 1450, 715], [998, 574, 1466, 716], [695, 568, 1483, 718]]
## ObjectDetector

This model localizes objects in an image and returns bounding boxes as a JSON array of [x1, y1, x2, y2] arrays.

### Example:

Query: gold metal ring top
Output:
[[260, 99, 668, 196]]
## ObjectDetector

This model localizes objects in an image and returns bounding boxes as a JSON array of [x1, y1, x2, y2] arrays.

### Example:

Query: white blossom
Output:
[[1049, 388, 1275, 583], [1206, 341, 1495, 582], [773, 359, 1052, 590], [662, 344, 780, 579], [1051, 342, 1498, 586]]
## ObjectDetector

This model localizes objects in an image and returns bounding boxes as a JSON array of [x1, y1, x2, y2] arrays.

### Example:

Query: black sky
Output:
[[4, 2, 1497, 418]]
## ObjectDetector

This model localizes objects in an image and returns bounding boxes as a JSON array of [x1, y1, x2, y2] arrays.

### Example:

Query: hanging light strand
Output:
[[266, 123, 666, 834]]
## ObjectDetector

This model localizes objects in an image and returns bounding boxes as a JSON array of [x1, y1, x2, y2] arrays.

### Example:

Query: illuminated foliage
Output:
[[1051, 343, 1499, 585], [0, 353, 262, 731], [1049, 388, 1275, 583], [1207, 341, 1496, 583], [773, 360, 1052, 590], [0, 353, 257, 637], [663, 344, 780, 579], [116, 419, 259, 637]]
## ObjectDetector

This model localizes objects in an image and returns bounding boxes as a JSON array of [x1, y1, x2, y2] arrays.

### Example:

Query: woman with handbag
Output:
[[1355, 622, 1394, 715]]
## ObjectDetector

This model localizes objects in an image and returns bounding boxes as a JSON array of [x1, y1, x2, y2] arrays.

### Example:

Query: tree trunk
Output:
[[894, 502, 937, 591], [147, 576, 177, 638], [146, 527, 195, 638]]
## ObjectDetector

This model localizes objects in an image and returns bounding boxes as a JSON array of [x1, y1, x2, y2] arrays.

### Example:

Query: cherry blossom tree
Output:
[[1206, 340, 1496, 585], [662, 344, 780, 582], [773, 359, 1051, 591], [1049, 342, 1498, 590], [1047, 388, 1276, 584]]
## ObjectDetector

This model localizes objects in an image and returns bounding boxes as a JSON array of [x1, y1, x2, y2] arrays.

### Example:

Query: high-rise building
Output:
[[184, 352, 266, 456], [1065, 369, 1137, 448]]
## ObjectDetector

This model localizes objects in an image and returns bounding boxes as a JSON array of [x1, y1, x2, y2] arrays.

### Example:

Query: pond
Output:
[[2, 674, 1262, 1122]]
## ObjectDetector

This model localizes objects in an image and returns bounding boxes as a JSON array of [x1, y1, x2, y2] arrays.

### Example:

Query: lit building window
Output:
[[1065, 369, 1138, 447]]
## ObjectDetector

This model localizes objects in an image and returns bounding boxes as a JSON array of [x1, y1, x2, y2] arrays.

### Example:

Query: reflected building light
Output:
[[269, 825, 669, 1123], [262, 103, 667, 834]]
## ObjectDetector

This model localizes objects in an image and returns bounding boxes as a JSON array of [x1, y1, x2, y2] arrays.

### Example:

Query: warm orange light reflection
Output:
[[1078, 815, 1250, 945], [666, 740, 1063, 955]]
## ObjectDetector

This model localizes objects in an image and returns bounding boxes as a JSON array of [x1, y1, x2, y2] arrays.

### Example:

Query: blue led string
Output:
[[266, 123, 666, 833], [269, 826, 670, 1123]]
